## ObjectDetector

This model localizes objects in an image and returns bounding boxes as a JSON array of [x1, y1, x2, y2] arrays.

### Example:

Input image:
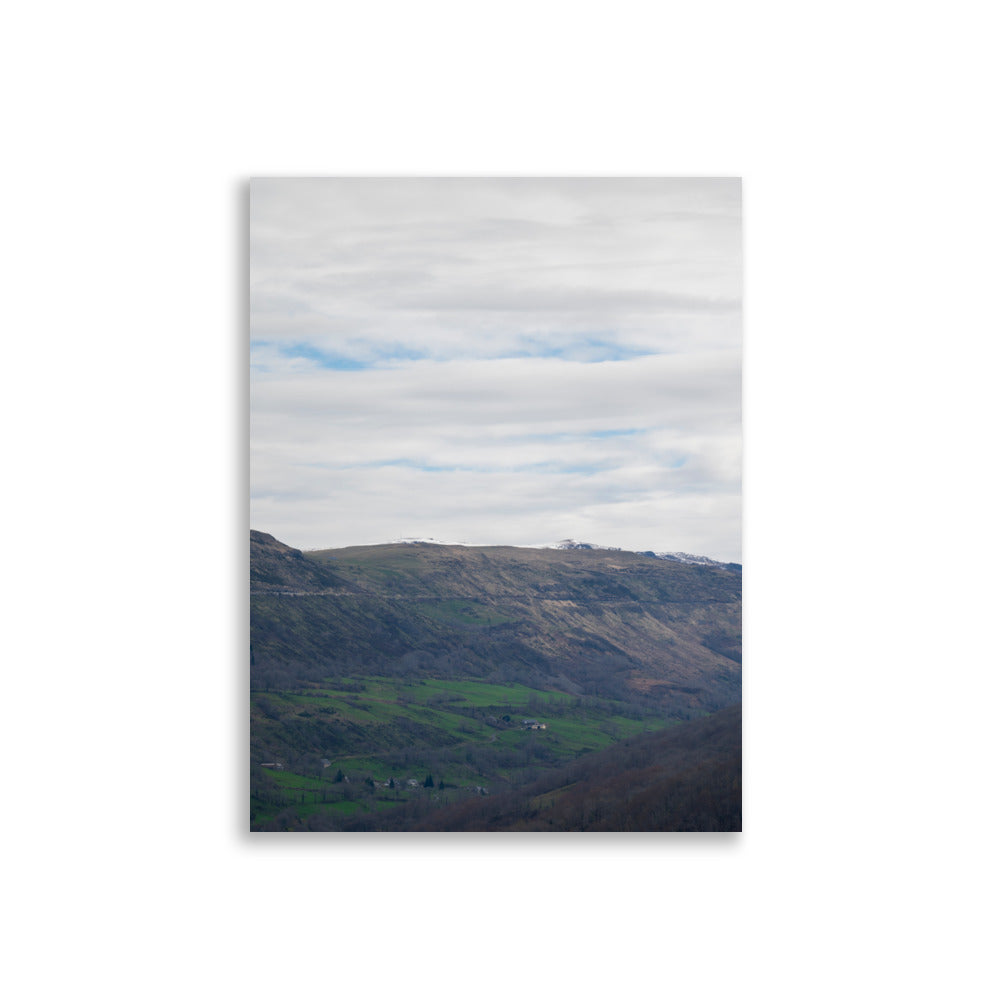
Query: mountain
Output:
[[251, 531, 741, 713], [249, 530, 741, 831]]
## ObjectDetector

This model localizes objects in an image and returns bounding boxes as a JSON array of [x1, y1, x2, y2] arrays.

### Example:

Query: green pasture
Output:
[[254, 676, 668, 766], [251, 672, 678, 829]]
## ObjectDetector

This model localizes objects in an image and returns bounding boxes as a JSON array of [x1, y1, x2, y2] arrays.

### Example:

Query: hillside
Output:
[[251, 533, 741, 714], [250, 529, 348, 593], [327, 703, 742, 832], [249, 531, 742, 831]]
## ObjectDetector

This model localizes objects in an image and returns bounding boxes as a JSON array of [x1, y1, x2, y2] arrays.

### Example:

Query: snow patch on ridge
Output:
[[390, 536, 737, 568], [526, 539, 622, 552], [395, 536, 462, 546], [643, 551, 732, 566]]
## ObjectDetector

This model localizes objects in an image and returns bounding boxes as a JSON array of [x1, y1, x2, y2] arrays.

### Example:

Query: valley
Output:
[[250, 530, 742, 831]]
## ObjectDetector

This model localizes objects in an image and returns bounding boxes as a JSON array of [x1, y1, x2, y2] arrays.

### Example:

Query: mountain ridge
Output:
[[294, 533, 742, 570], [249, 529, 741, 831]]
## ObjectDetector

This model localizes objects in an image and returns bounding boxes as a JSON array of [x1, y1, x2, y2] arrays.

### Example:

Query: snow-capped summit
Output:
[[386, 536, 738, 569], [538, 541, 736, 567], [395, 536, 466, 546], [532, 539, 622, 552], [641, 550, 740, 569]]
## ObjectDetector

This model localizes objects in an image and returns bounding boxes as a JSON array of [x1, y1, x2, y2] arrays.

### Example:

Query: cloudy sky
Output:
[[250, 178, 741, 561]]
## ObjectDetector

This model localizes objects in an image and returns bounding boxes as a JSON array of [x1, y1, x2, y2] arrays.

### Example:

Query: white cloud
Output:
[[250, 179, 742, 560], [250, 178, 741, 360]]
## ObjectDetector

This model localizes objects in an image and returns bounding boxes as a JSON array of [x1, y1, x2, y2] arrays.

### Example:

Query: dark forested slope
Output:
[[298, 703, 741, 832]]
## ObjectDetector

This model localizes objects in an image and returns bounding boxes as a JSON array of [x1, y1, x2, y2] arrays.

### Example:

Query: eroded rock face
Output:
[[250, 530, 343, 593]]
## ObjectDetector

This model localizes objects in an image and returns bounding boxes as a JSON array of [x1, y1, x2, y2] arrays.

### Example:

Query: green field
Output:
[[250, 674, 675, 830]]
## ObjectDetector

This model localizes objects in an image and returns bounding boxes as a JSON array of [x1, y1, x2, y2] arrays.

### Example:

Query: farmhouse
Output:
[[522, 718, 547, 730]]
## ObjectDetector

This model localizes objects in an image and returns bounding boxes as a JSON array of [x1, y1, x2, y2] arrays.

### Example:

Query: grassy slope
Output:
[[251, 537, 741, 712], [249, 533, 742, 831]]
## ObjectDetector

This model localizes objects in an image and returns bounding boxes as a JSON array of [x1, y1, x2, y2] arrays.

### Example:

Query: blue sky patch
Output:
[[251, 340, 428, 370], [517, 428, 646, 443], [252, 336, 652, 368], [504, 336, 653, 363]]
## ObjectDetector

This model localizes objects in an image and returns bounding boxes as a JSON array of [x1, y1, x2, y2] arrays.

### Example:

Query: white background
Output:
[[3, 2, 997, 997]]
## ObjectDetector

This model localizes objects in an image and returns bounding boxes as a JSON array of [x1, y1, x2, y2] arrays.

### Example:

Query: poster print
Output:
[[250, 178, 741, 831]]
